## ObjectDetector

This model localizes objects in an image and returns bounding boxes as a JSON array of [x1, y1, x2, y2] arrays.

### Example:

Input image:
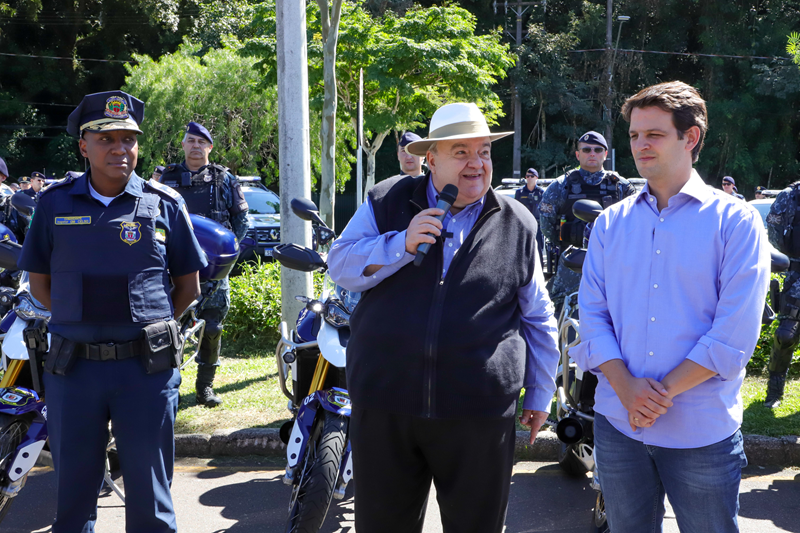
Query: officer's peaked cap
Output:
[[185, 122, 213, 144], [31, 171, 45, 180], [67, 91, 144, 138], [19, 176, 30, 184], [578, 131, 607, 150], [0, 157, 8, 179]]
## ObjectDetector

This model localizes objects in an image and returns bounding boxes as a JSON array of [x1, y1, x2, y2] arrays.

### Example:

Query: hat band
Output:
[[428, 120, 491, 140], [81, 117, 141, 132]]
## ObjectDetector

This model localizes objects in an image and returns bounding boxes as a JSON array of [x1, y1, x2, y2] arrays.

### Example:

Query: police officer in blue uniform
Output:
[[515, 167, 545, 255], [158, 122, 248, 407], [539, 131, 636, 313], [19, 90, 207, 533]]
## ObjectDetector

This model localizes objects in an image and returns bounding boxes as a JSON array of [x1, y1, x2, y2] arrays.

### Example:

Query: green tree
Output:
[[123, 39, 280, 180]]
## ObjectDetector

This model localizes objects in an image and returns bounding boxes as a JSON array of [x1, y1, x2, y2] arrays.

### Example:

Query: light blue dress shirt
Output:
[[572, 170, 771, 448], [328, 177, 560, 413]]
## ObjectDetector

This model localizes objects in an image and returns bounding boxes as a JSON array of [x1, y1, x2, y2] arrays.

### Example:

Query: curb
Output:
[[173, 430, 800, 466]]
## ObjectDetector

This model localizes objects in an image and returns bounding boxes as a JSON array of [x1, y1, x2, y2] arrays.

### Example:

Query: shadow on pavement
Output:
[[739, 471, 800, 532]]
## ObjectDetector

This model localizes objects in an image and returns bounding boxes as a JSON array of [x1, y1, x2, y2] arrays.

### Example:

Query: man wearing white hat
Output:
[[328, 103, 559, 532]]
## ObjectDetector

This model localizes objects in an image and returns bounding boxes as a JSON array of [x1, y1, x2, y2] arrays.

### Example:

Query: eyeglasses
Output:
[[722, 182, 733, 186], [580, 147, 606, 154], [525, 174, 536, 178]]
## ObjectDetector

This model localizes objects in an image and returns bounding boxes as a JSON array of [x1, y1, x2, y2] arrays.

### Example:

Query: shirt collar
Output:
[[637, 169, 710, 205], [425, 174, 486, 212], [69, 170, 143, 198]]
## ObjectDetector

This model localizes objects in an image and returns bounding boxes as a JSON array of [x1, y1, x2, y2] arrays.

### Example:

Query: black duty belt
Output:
[[77, 340, 143, 361]]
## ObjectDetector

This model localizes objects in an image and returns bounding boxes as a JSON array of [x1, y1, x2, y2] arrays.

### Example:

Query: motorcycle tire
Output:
[[285, 409, 348, 533], [557, 441, 590, 477], [0, 413, 30, 524], [588, 491, 610, 533]]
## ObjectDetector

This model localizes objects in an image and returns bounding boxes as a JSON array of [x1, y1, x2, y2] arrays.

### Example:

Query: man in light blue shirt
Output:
[[572, 81, 770, 532]]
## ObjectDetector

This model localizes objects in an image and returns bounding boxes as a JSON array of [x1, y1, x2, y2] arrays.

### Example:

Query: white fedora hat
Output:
[[405, 102, 513, 157]]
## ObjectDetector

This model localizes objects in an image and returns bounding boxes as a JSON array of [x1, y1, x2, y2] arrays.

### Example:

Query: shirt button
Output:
[[656, 250, 661, 254], [396, 253, 401, 257], [648, 197, 654, 202], [651, 317, 656, 322], [448, 242, 453, 247], [649, 351, 654, 356], [660, 218, 665, 222], [653, 284, 658, 289]]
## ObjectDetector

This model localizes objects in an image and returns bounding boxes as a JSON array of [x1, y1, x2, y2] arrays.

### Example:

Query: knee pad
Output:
[[774, 319, 800, 351]]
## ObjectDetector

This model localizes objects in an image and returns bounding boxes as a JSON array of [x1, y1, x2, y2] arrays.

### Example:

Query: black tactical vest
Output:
[[559, 169, 622, 247], [160, 163, 231, 230], [776, 185, 800, 257]]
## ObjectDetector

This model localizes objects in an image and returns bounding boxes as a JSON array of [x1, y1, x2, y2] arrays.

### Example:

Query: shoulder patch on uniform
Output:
[[145, 179, 182, 201]]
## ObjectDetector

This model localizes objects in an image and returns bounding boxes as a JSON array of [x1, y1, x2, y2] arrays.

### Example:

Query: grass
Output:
[[175, 336, 292, 434], [176, 339, 800, 438]]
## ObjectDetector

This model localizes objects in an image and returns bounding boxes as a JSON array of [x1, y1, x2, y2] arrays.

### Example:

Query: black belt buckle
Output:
[[100, 343, 117, 361]]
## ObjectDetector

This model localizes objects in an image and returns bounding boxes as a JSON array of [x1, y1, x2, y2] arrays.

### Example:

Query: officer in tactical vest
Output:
[[515, 167, 545, 257], [539, 131, 636, 313], [19, 90, 207, 532], [764, 184, 800, 407], [159, 122, 249, 407]]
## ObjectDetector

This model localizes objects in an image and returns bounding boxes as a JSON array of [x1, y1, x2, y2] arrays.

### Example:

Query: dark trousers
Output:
[[350, 407, 516, 533], [197, 278, 230, 367], [44, 358, 180, 533]]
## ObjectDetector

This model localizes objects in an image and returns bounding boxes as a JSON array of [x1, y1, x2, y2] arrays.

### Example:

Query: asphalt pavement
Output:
[[6, 458, 800, 533]]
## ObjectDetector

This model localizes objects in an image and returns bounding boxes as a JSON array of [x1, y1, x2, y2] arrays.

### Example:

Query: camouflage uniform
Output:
[[539, 168, 636, 312], [159, 162, 248, 406], [764, 184, 800, 407]]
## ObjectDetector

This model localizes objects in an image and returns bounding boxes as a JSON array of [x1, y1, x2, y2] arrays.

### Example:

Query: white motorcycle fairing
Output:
[[317, 319, 346, 369]]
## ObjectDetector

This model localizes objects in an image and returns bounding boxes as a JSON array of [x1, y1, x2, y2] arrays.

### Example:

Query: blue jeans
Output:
[[594, 413, 747, 533]]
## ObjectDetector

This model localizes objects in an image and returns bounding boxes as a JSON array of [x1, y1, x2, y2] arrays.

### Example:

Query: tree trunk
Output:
[[317, 0, 344, 228], [364, 131, 389, 194]]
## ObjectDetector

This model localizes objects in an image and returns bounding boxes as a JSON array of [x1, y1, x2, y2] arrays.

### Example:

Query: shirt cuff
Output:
[[685, 336, 747, 381], [571, 334, 624, 374], [522, 385, 554, 413]]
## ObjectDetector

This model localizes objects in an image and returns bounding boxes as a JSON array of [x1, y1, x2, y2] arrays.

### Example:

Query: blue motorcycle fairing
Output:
[[295, 307, 318, 343], [286, 388, 351, 468], [0, 223, 17, 244], [0, 309, 15, 333], [0, 387, 44, 418]]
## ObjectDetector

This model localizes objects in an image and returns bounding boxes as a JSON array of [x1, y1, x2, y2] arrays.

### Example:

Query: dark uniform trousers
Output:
[[44, 357, 180, 533], [350, 407, 516, 533]]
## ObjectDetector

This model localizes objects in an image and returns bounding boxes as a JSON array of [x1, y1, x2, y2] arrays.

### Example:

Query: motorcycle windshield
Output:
[[321, 272, 361, 314]]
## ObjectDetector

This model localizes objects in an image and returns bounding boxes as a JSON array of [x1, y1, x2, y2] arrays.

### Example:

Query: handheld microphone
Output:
[[413, 183, 459, 267]]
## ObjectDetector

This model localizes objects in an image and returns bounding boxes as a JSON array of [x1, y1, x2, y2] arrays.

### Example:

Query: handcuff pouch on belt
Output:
[[141, 320, 184, 374], [23, 319, 49, 392], [45, 334, 79, 377]]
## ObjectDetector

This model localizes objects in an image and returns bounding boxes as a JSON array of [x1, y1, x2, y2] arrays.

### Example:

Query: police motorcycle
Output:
[[554, 199, 790, 533], [0, 194, 239, 522], [272, 197, 353, 533]]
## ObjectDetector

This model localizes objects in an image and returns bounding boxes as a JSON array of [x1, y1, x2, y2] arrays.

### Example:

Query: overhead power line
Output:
[[0, 51, 133, 63], [572, 48, 791, 62]]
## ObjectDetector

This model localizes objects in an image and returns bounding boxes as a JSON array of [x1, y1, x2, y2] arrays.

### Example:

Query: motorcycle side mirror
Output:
[[273, 243, 327, 272], [291, 197, 327, 228], [572, 199, 603, 224], [771, 249, 790, 273], [11, 192, 35, 217], [561, 246, 586, 274]]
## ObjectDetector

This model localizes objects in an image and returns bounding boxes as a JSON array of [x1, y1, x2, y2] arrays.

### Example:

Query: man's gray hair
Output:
[[428, 141, 438, 154]]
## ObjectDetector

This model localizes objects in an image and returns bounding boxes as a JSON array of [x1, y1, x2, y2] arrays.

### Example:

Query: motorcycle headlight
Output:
[[324, 301, 350, 328], [15, 294, 51, 320]]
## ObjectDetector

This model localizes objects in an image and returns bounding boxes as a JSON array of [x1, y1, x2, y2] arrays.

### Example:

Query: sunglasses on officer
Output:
[[580, 147, 606, 154]]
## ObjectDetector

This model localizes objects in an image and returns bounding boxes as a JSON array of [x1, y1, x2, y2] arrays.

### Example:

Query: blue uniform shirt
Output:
[[19, 171, 207, 344]]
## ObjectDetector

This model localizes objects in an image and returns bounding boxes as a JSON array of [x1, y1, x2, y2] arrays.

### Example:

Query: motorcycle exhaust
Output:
[[556, 415, 587, 445]]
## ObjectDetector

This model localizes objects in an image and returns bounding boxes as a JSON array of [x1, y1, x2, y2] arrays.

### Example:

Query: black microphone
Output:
[[413, 183, 459, 267]]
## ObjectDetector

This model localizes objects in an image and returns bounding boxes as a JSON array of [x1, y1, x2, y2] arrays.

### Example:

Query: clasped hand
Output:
[[618, 376, 673, 431]]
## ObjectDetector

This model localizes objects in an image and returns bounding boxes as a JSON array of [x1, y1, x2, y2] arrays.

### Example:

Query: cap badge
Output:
[[582, 135, 589, 141], [105, 96, 129, 119]]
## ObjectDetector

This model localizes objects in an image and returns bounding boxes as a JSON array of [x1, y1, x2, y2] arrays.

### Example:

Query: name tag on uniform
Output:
[[55, 216, 91, 225]]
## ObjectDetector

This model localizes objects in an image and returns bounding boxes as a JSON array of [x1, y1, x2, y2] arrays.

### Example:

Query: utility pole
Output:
[[604, 0, 613, 165], [277, 0, 313, 325], [603, 6, 629, 171], [495, 0, 544, 180]]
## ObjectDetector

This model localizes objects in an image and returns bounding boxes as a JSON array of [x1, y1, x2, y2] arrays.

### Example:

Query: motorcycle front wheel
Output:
[[0, 413, 29, 523], [285, 409, 348, 533], [588, 491, 610, 533]]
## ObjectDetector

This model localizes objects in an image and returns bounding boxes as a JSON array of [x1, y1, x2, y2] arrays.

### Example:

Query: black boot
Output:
[[765, 371, 788, 409], [195, 365, 222, 408]]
